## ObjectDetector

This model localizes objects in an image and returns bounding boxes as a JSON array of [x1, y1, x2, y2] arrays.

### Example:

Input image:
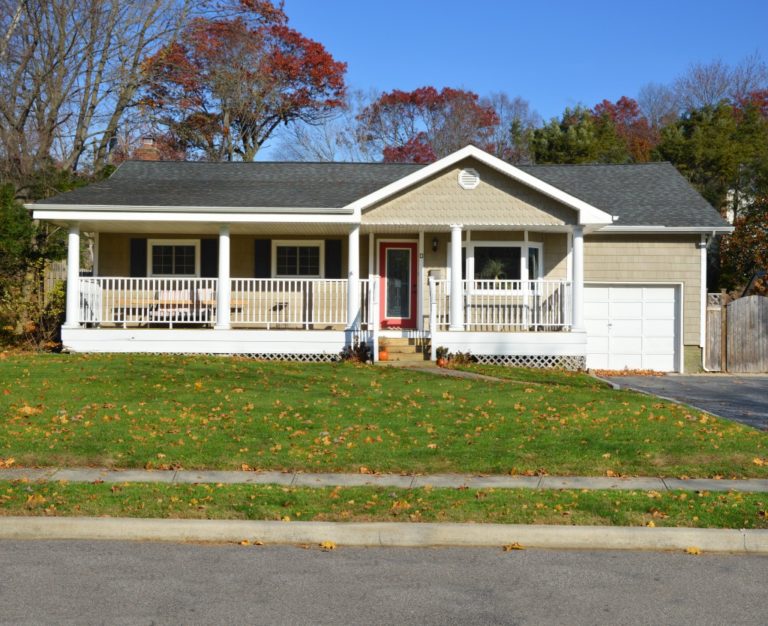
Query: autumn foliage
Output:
[[141, 1, 346, 161], [356, 87, 499, 163]]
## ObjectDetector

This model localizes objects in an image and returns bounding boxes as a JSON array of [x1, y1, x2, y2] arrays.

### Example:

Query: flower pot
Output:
[[436, 357, 447, 367]]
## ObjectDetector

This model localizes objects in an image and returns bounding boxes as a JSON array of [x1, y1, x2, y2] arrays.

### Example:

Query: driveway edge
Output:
[[1, 517, 767, 554]]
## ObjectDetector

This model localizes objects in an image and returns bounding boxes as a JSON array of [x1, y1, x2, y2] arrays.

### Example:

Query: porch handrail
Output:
[[230, 278, 348, 329], [431, 278, 572, 332], [77, 277, 218, 327]]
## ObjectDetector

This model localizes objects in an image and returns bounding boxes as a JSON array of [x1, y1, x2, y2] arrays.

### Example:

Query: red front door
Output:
[[379, 242, 418, 329]]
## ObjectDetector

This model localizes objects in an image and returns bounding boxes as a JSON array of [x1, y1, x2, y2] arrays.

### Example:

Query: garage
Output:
[[584, 284, 681, 372]]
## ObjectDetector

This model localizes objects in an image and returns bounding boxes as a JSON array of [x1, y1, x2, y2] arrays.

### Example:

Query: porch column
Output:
[[63, 222, 80, 328], [449, 224, 464, 331], [347, 224, 360, 329], [572, 225, 584, 331], [215, 224, 231, 330]]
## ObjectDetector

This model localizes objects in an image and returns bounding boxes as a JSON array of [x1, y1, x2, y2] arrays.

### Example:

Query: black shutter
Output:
[[200, 239, 218, 278], [129, 238, 147, 277], [254, 239, 271, 278], [324, 239, 342, 278]]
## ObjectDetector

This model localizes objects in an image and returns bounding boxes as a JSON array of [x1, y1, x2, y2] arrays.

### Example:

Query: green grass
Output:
[[0, 353, 766, 478], [1, 480, 766, 529]]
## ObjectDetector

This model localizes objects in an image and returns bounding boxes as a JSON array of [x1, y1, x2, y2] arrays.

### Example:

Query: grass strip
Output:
[[1, 354, 766, 478], [1, 480, 766, 529]]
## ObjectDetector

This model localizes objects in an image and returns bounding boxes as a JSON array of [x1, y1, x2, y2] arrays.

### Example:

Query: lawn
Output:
[[0, 353, 766, 478], [1, 481, 766, 529]]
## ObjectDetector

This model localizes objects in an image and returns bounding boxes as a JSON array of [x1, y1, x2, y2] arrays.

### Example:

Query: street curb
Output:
[[1, 516, 767, 554]]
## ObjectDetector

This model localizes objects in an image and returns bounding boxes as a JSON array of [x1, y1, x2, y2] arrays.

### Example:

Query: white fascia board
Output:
[[346, 145, 614, 225], [27, 203, 354, 215], [597, 225, 734, 234], [32, 209, 359, 225]]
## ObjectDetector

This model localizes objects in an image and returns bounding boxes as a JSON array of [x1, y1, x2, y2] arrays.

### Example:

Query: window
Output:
[[448, 241, 543, 292], [272, 241, 324, 277], [148, 239, 200, 277]]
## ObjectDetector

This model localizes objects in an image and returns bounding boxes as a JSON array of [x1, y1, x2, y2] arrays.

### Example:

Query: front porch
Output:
[[64, 273, 584, 366]]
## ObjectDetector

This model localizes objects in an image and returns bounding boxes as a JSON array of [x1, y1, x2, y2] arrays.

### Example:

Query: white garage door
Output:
[[585, 284, 680, 372]]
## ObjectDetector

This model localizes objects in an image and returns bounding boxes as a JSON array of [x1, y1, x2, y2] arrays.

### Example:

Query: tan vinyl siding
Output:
[[584, 235, 701, 345], [99, 234, 348, 278], [363, 159, 577, 226]]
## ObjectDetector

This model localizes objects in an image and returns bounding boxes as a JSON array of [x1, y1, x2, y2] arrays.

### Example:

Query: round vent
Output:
[[458, 168, 480, 189]]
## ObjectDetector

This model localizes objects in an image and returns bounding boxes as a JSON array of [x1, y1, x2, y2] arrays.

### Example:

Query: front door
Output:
[[379, 241, 418, 328]]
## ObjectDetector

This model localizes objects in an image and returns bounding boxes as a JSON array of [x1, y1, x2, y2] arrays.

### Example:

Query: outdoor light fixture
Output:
[[431, 237, 439, 252]]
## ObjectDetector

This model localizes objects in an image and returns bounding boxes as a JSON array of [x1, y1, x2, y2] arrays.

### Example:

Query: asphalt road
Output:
[[1, 540, 767, 625], [607, 375, 768, 430]]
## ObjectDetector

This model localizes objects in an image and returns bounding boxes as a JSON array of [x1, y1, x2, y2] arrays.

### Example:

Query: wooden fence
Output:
[[706, 294, 768, 372]]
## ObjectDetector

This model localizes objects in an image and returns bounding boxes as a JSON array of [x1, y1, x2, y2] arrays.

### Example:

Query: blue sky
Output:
[[282, 0, 768, 121]]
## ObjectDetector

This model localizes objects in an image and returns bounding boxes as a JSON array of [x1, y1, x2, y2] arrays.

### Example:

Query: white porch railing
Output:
[[78, 277, 218, 327], [429, 278, 572, 332], [230, 278, 349, 329]]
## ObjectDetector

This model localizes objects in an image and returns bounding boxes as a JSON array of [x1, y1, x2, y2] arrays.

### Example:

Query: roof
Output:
[[519, 162, 727, 228], [35, 154, 728, 229], [41, 161, 423, 209]]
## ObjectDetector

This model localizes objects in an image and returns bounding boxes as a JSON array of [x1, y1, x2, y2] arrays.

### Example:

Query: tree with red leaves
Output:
[[356, 87, 499, 163], [592, 96, 657, 162], [140, 1, 346, 161]]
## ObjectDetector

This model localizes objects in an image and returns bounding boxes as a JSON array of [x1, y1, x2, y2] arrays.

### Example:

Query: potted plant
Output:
[[378, 337, 389, 362], [435, 346, 449, 367]]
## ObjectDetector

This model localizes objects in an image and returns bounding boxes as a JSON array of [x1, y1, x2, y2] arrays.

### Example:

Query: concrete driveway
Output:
[[605, 375, 768, 431]]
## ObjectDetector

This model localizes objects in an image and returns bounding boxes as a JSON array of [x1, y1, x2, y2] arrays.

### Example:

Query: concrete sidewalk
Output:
[[2, 466, 767, 493]]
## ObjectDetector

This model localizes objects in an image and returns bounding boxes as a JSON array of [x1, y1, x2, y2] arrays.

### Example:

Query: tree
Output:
[[655, 101, 768, 215], [532, 106, 629, 164], [272, 90, 378, 162], [140, 1, 346, 161], [673, 54, 768, 112], [637, 82, 678, 128], [0, 0, 187, 178], [720, 197, 768, 293], [356, 86, 499, 163], [592, 96, 657, 162], [482, 93, 540, 164]]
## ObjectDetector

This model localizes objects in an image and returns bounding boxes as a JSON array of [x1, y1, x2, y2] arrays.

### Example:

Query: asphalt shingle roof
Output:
[[38, 159, 728, 228], [41, 161, 423, 209], [519, 162, 727, 228]]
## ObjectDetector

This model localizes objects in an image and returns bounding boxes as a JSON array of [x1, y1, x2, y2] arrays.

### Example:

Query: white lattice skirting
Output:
[[473, 354, 586, 370], [237, 353, 340, 363]]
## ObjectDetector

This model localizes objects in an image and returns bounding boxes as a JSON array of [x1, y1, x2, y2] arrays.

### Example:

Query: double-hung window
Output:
[[272, 241, 324, 278], [148, 239, 200, 277]]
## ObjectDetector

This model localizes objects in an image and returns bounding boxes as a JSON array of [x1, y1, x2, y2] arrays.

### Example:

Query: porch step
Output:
[[379, 338, 431, 362], [383, 350, 430, 362]]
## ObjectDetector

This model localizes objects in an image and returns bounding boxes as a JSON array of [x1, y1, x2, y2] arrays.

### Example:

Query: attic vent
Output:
[[458, 168, 480, 190]]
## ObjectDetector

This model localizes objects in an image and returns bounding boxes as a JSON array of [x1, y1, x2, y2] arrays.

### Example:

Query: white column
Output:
[[63, 223, 81, 328], [572, 225, 584, 331], [417, 231, 424, 331], [449, 224, 464, 331], [215, 224, 231, 330], [347, 224, 360, 329], [699, 234, 707, 348]]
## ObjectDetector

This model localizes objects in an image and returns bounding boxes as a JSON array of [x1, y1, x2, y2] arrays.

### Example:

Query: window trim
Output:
[[147, 238, 200, 277], [271, 240, 325, 278], [448, 240, 543, 294]]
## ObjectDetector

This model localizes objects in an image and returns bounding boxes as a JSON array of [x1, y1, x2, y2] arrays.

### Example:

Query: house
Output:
[[30, 146, 732, 371]]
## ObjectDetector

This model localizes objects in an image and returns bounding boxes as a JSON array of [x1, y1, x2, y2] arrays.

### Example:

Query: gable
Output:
[[362, 159, 578, 227]]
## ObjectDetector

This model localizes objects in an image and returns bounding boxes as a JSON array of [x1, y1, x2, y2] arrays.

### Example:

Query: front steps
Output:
[[379, 337, 431, 362]]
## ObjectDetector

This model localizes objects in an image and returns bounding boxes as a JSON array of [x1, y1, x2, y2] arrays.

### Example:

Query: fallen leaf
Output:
[[685, 546, 701, 555], [319, 541, 336, 551], [502, 543, 525, 551]]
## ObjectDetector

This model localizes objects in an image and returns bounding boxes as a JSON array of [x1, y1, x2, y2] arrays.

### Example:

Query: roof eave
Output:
[[597, 225, 734, 234]]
